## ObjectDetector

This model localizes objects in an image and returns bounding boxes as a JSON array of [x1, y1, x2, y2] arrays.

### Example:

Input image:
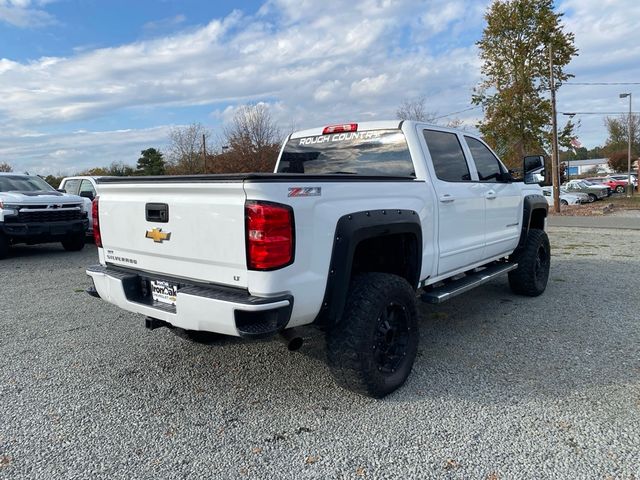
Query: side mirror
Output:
[[79, 191, 95, 200], [524, 155, 545, 184], [57, 188, 67, 193]]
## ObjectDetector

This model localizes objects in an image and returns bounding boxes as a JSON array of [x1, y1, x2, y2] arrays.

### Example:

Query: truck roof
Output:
[[290, 120, 403, 139], [0, 172, 31, 177], [289, 120, 470, 139]]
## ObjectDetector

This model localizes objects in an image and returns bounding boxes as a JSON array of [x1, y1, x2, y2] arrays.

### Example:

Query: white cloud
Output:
[[142, 14, 187, 32], [0, 1, 477, 155], [0, 0, 55, 27], [554, 0, 640, 147], [419, 1, 466, 35], [0, 126, 172, 175]]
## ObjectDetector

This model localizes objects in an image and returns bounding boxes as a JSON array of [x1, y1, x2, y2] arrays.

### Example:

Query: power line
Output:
[[562, 82, 640, 86], [432, 105, 481, 120], [560, 111, 640, 115]]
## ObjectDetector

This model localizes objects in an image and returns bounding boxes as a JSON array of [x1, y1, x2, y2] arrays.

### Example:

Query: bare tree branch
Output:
[[396, 96, 437, 122], [167, 123, 211, 174]]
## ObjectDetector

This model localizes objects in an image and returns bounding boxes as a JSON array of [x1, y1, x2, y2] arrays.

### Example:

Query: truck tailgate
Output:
[[97, 182, 248, 287]]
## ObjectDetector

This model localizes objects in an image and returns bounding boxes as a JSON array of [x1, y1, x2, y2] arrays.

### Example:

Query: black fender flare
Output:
[[513, 194, 548, 256], [314, 209, 422, 328]]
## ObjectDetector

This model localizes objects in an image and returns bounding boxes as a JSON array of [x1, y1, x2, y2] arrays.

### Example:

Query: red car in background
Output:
[[586, 176, 627, 194]]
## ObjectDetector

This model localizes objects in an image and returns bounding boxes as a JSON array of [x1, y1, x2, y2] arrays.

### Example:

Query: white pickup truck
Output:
[[86, 121, 550, 397], [0, 172, 88, 259]]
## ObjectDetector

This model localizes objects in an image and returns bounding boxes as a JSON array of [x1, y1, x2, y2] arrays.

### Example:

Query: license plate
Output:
[[150, 280, 178, 305]]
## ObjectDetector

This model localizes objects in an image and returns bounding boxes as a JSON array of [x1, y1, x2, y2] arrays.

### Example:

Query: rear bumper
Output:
[[1, 219, 88, 241], [86, 265, 292, 337]]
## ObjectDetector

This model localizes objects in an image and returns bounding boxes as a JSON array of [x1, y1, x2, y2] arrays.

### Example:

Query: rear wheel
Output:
[[61, 233, 85, 252], [560, 199, 568, 206], [0, 234, 9, 260], [327, 273, 418, 398], [616, 185, 625, 193], [508, 229, 550, 297], [587, 193, 597, 203]]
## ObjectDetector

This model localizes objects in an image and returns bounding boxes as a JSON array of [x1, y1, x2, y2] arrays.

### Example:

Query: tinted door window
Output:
[[62, 179, 81, 195], [423, 130, 470, 182], [465, 137, 504, 182]]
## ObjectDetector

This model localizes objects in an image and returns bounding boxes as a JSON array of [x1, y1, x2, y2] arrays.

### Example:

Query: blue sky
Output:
[[0, 0, 638, 174]]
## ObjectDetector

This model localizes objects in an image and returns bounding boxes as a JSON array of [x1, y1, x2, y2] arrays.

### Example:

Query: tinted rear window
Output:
[[277, 129, 415, 176]]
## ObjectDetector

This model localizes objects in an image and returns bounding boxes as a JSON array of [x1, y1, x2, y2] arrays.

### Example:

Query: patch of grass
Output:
[[608, 195, 640, 209]]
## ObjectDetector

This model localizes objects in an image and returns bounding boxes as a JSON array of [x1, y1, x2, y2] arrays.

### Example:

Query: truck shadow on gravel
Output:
[[117, 257, 638, 404], [5, 243, 93, 260], [393, 257, 639, 403]]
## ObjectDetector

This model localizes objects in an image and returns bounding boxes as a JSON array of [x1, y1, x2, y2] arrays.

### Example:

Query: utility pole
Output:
[[202, 134, 207, 172], [619, 93, 633, 196], [549, 46, 560, 213]]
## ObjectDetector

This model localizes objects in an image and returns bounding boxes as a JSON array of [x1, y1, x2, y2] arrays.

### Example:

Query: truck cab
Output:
[[59, 176, 100, 235]]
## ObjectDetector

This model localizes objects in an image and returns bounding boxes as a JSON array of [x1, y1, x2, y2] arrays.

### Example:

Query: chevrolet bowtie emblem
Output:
[[145, 228, 171, 243]]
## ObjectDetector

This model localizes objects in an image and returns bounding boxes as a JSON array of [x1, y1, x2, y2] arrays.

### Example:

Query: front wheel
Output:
[[61, 233, 85, 252], [508, 229, 550, 297], [560, 199, 568, 206], [616, 185, 625, 193], [327, 273, 419, 398]]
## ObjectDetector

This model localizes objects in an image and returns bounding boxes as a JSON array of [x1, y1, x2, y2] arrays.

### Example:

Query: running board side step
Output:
[[421, 262, 518, 304]]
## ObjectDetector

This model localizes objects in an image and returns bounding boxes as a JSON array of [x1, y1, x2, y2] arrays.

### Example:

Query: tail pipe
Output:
[[280, 328, 304, 351]]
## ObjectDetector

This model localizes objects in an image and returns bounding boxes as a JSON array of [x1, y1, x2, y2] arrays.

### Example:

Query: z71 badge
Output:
[[288, 187, 321, 197]]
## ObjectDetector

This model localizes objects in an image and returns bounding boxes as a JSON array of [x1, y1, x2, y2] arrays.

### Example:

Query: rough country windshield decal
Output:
[[278, 129, 415, 177]]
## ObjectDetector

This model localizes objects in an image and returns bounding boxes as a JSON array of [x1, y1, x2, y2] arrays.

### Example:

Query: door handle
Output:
[[439, 194, 455, 203], [485, 190, 497, 200]]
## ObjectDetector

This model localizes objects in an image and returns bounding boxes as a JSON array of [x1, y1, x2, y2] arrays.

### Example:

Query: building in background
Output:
[[562, 158, 612, 176]]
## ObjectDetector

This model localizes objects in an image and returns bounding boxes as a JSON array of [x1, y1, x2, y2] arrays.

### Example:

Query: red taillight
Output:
[[92, 196, 102, 248], [245, 201, 294, 271], [322, 123, 358, 135]]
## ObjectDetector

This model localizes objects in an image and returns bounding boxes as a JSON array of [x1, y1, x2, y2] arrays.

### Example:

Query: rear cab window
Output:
[[79, 180, 96, 198], [277, 129, 415, 177], [62, 178, 81, 195]]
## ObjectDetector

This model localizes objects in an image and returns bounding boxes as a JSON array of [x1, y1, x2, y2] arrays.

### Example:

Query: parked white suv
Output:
[[0, 173, 88, 258], [86, 121, 550, 397], [541, 186, 584, 205]]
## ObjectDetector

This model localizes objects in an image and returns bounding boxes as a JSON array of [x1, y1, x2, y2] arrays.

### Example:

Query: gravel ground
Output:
[[1, 227, 639, 479]]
